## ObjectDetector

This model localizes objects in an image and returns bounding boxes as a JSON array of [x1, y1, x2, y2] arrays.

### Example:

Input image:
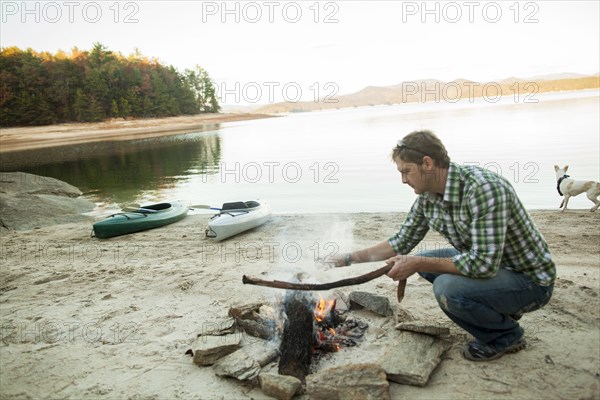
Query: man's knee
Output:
[[432, 274, 465, 311]]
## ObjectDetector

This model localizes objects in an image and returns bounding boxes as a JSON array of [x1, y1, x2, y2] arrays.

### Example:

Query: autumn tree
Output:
[[0, 44, 221, 127]]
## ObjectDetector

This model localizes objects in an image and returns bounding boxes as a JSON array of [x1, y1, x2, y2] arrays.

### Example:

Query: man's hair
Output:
[[392, 130, 450, 168]]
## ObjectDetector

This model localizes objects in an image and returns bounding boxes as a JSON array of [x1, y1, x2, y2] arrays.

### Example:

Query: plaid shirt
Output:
[[388, 162, 556, 286]]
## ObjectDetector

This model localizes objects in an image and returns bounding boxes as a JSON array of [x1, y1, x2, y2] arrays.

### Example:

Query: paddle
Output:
[[122, 203, 221, 213], [190, 204, 222, 211], [121, 204, 158, 213]]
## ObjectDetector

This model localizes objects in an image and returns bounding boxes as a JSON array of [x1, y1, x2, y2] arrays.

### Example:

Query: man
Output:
[[336, 130, 555, 361]]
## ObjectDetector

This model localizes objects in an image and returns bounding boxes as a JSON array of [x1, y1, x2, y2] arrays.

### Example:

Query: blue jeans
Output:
[[417, 248, 554, 349]]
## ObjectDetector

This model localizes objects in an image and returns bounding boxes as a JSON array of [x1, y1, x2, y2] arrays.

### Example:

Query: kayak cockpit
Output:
[[206, 200, 271, 241], [221, 201, 260, 211]]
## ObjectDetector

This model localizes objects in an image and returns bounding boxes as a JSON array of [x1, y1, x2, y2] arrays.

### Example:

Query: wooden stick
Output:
[[397, 279, 407, 303], [242, 263, 393, 291]]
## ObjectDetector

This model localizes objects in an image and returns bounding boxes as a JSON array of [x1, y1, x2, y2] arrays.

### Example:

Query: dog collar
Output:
[[556, 174, 570, 196]]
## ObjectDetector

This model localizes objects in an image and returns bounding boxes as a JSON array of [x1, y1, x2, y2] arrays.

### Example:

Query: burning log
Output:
[[311, 295, 369, 359], [278, 291, 315, 382]]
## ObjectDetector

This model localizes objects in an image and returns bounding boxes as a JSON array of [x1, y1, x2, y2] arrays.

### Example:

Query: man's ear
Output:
[[422, 156, 436, 170]]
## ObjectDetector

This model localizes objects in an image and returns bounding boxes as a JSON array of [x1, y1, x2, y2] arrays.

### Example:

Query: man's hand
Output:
[[385, 254, 420, 281]]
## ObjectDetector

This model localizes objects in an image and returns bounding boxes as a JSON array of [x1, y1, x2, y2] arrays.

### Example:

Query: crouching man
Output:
[[335, 130, 555, 361]]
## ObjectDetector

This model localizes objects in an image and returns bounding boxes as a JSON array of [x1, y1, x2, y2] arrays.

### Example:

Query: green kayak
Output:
[[93, 201, 188, 239]]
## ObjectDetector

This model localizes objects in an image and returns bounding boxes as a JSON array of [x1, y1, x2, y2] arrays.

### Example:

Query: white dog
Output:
[[554, 165, 600, 212]]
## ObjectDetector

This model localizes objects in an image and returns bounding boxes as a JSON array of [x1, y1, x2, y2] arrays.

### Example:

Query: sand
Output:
[[0, 209, 599, 399], [0, 113, 274, 153]]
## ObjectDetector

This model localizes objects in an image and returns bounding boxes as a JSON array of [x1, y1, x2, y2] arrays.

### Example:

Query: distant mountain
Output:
[[253, 73, 599, 114], [523, 72, 593, 81]]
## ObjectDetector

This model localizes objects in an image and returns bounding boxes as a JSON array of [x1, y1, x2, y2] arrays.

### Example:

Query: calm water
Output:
[[2, 90, 599, 213]]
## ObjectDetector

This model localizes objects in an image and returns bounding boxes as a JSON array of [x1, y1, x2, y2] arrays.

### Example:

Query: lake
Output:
[[1, 90, 598, 214]]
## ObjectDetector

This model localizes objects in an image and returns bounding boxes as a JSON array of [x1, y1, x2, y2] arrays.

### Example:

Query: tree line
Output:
[[0, 43, 221, 127]]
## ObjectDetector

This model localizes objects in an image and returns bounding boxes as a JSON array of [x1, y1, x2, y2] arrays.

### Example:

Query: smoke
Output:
[[269, 215, 355, 284]]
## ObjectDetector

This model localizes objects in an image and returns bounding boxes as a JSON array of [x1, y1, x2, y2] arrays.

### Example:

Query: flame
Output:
[[313, 297, 342, 352], [314, 296, 336, 323]]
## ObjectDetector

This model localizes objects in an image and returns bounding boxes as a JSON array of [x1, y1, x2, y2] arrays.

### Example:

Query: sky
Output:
[[1, 0, 599, 105]]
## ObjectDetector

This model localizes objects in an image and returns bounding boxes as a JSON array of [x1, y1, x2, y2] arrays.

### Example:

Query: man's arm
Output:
[[344, 244, 463, 281], [386, 254, 461, 281], [330, 240, 396, 267], [332, 199, 429, 268], [349, 240, 397, 264]]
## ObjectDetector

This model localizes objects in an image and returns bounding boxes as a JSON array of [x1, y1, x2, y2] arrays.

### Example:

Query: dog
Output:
[[554, 165, 600, 212]]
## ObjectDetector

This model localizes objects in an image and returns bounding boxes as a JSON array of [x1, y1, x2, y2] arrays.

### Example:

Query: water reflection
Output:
[[0, 131, 222, 204], [1, 91, 597, 213]]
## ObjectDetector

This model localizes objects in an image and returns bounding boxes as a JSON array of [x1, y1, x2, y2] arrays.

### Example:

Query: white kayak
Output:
[[206, 200, 272, 241]]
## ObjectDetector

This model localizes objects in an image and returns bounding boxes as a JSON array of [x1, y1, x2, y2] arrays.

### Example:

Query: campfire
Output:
[[278, 291, 368, 381], [190, 269, 449, 400], [238, 262, 410, 384]]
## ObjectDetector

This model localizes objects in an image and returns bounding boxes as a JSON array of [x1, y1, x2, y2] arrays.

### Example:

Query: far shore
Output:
[[0, 113, 275, 153]]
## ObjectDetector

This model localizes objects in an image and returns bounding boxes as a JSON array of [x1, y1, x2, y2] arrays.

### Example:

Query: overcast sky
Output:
[[1, 1, 598, 105]]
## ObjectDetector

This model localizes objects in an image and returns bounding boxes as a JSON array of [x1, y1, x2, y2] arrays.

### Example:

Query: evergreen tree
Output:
[[111, 99, 119, 117], [184, 66, 221, 113]]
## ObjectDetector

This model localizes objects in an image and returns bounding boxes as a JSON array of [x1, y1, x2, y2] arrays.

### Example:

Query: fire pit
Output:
[[191, 285, 451, 400], [189, 265, 452, 399]]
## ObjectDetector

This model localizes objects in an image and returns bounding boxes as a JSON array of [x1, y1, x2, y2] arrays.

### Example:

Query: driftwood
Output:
[[242, 264, 408, 303], [243, 264, 392, 291]]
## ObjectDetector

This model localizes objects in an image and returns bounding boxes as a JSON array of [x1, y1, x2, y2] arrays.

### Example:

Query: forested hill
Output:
[[0, 43, 220, 127]]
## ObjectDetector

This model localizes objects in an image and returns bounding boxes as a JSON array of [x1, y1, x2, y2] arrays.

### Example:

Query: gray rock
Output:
[[306, 363, 390, 400], [259, 372, 302, 400], [0, 172, 82, 197], [378, 331, 450, 386], [236, 317, 276, 340], [395, 321, 450, 337], [192, 334, 241, 366], [228, 302, 263, 318], [242, 338, 279, 367], [213, 349, 261, 381], [348, 291, 394, 317], [0, 172, 95, 231]]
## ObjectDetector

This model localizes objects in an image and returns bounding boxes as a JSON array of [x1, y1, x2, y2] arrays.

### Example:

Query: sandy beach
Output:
[[1, 206, 599, 399], [0, 113, 274, 153]]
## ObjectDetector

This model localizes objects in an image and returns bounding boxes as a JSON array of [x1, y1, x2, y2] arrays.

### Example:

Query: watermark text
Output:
[[201, 1, 340, 23], [401, 1, 540, 24], [1, 1, 140, 23]]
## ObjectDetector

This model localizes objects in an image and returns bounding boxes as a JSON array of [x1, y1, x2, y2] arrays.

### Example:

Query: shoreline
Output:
[[0, 113, 275, 153]]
